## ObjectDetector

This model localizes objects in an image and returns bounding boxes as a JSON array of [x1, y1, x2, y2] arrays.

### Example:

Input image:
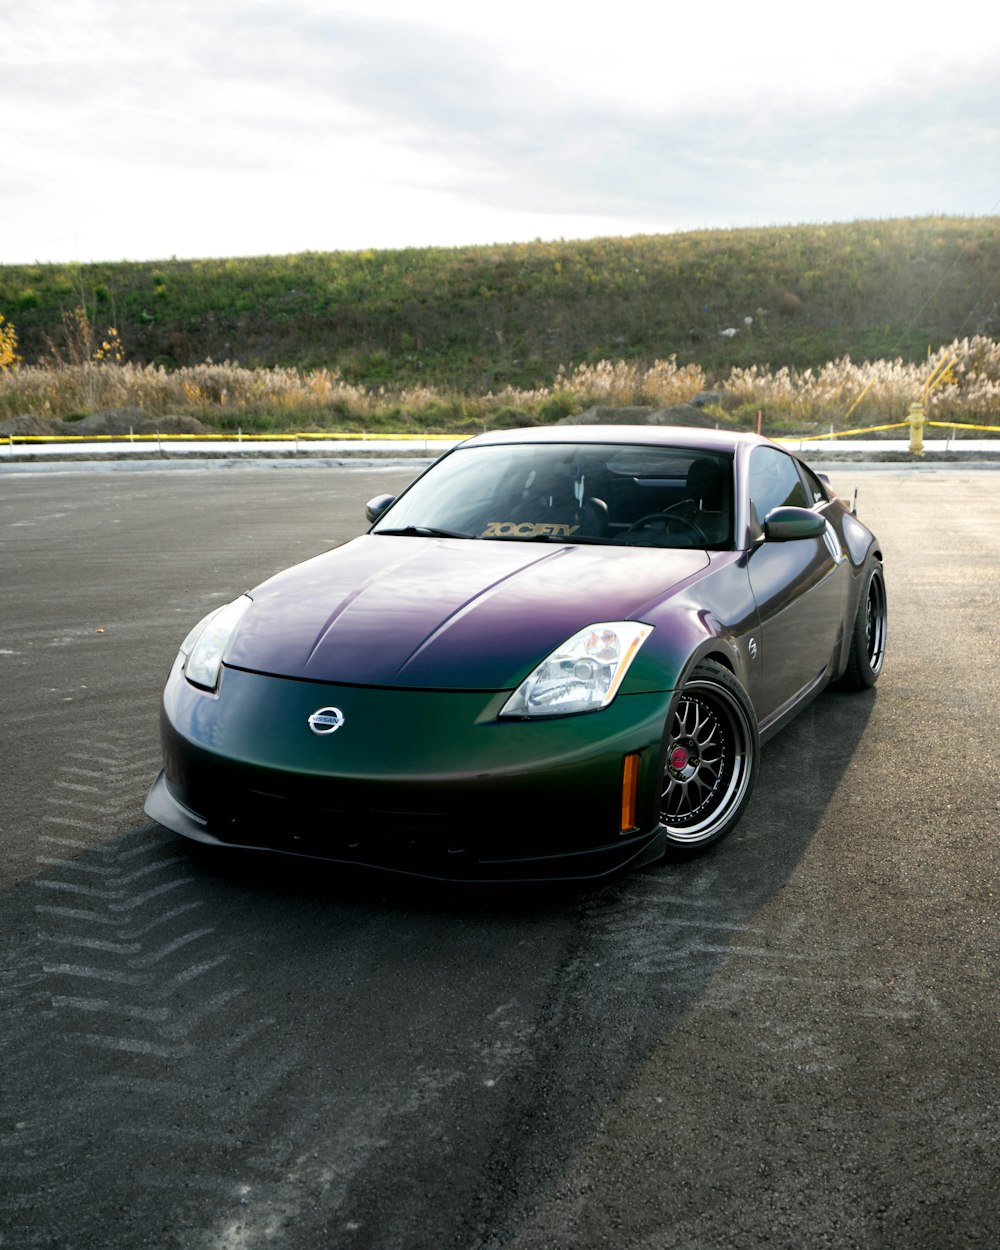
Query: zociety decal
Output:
[[482, 521, 580, 538]]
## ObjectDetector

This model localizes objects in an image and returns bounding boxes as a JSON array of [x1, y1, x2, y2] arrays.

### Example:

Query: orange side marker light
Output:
[[621, 752, 641, 833]]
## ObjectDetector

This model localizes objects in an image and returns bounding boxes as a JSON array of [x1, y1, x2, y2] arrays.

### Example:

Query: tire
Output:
[[840, 559, 887, 690], [660, 660, 760, 854]]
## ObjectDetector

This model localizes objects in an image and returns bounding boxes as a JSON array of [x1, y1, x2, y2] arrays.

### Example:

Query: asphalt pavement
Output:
[[0, 464, 997, 1249]]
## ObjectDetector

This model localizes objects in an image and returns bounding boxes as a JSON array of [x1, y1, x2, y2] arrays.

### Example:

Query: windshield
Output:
[[373, 442, 734, 549]]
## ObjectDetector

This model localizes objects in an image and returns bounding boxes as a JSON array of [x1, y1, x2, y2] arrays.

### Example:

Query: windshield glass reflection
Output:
[[373, 443, 734, 549]]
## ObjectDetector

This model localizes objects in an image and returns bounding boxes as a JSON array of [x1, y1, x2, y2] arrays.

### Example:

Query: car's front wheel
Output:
[[660, 660, 759, 853]]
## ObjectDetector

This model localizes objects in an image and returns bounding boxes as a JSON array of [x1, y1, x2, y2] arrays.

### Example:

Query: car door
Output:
[[746, 446, 846, 719]]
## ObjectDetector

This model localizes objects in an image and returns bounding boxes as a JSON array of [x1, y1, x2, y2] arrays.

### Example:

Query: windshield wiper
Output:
[[376, 525, 477, 540]]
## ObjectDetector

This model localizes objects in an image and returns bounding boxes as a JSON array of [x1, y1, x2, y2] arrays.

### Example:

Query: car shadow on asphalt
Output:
[[2, 684, 878, 1248]]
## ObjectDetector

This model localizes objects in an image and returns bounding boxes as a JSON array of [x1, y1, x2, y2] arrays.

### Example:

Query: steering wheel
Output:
[[622, 511, 709, 546]]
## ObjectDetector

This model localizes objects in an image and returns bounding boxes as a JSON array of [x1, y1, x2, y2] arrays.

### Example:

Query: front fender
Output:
[[624, 551, 761, 711]]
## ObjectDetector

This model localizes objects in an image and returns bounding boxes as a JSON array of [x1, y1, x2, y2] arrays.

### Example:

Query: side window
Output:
[[748, 446, 809, 519], [797, 462, 829, 505]]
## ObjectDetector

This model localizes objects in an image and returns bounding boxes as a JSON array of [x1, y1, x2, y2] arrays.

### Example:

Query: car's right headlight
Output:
[[499, 622, 653, 718], [181, 595, 252, 691]]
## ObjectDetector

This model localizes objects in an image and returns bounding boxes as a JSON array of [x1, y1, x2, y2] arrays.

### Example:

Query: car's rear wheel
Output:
[[660, 660, 759, 853], [841, 559, 887, 689]]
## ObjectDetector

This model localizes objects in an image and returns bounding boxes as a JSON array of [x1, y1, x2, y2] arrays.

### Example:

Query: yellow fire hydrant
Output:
[[908, 402, 926, 455]]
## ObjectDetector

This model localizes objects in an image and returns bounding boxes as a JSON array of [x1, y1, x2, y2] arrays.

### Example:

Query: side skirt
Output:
[[757, 666, 831, 745]]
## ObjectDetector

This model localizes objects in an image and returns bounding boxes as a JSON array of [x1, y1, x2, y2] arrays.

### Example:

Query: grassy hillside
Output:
[[3, 217, 999, 394]]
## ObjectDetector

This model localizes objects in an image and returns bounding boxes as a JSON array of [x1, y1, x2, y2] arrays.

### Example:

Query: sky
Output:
[[4, 0, 999, 265]]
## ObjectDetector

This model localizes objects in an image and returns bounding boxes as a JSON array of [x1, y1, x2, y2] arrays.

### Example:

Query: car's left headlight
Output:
[[181, 595, 252, 691], [499, 622, 653, 718]]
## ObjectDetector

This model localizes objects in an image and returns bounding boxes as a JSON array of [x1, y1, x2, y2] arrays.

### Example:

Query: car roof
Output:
[[459, 424, 772, 455]]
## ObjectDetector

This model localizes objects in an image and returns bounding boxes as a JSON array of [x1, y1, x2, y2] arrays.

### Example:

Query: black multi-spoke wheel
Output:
[[660, 661, 759, 852], [841, 559, 887, 689]]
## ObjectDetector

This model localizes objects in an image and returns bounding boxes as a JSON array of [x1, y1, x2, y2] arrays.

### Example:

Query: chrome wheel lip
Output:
[[660, 678, 755, 845]]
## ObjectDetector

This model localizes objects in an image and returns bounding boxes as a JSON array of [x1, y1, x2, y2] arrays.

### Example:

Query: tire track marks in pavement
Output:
[[1, 726, 298, 1245]]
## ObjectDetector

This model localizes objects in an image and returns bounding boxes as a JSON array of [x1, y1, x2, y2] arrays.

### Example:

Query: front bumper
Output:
[[146, 660, 675, 882]]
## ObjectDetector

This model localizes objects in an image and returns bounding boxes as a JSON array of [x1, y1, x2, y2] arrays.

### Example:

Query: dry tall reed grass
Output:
[[2, 339, 999, 433]]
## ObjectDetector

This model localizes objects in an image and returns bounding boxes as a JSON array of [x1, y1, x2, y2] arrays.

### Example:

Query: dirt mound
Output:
[[0, 414, 66, 436], [68, 409, 211, 435], [2, 409, 213, 438]]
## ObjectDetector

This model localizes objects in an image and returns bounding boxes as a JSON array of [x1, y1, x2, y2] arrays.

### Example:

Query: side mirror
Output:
[[762, 506, 827, 542], [365, 494, 395, 524]]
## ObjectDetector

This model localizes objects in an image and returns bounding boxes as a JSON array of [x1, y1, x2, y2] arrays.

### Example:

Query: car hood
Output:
[[224, 535, 708, 689]]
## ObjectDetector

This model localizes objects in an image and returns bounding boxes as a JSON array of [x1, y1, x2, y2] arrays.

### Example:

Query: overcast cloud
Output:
[[3, 0, 998, 263]]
